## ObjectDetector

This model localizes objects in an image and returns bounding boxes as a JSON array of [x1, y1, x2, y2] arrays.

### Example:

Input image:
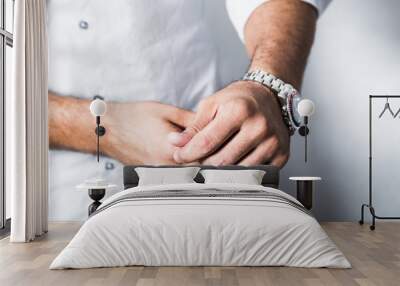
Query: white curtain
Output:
[[8, 0, 48, 242]]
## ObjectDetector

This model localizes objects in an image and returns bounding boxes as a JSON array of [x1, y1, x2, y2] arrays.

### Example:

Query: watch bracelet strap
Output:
[[243, 70, 295, 99], [242, 70, 297, 135]]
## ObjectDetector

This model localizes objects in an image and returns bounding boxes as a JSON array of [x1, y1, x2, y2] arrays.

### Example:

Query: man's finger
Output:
[[201, 129, 263, 165], [238, 137, 280, 166], [174, 115, 241, 163], [166, 105, 196, 128], [168, 101, 217, 147]]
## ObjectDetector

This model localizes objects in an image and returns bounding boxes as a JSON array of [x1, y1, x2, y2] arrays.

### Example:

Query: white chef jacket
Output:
[[47, 0, 330, 221]]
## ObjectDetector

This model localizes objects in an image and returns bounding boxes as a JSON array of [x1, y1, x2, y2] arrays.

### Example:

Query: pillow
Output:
[[200, 169, 266, 185], [135, 167, 201, 186]]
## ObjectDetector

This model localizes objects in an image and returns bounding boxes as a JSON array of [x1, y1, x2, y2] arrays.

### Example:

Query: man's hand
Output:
[[49, 92, 194, 165], [103, 101, 194, 165], [169, 0, 316, 168], [168, 81, 290, 167]]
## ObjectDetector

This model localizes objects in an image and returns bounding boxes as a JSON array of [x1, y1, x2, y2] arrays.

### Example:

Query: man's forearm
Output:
[[245, 0, 317, 89], [49, 92, 96, 154]]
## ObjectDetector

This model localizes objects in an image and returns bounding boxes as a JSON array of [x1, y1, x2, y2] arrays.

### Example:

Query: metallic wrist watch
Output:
[[243, 69, 303, 135]]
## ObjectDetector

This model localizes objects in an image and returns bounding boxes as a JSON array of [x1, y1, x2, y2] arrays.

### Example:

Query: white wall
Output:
[[280, 0, 400, 220], [37, 0, 400, 222]]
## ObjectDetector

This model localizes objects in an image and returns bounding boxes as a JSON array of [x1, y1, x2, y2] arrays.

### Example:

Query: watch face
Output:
[[288, 93, 302, 127]]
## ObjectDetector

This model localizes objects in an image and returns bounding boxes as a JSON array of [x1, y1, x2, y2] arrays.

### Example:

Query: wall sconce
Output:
[[89, 96, 107, 162], [297, 99, 315, 162]]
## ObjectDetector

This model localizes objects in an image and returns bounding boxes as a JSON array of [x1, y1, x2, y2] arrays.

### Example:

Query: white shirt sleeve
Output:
[[226, 0, 332, 41]]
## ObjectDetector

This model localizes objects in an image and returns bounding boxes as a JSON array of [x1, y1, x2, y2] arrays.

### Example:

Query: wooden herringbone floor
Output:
[[0, 222, 399, 286]]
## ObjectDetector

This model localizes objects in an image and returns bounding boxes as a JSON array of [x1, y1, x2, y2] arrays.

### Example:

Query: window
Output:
[[0, 0, 14, 233]]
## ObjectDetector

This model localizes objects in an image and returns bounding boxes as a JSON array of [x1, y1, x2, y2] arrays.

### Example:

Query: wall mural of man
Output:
[[47, 0, 328, 220]]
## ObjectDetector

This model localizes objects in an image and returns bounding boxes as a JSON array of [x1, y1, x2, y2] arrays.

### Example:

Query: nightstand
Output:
[[76, 180, 117, 216], [289, 177, 321, 210]]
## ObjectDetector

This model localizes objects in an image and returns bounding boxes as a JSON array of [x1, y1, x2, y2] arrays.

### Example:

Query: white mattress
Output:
[[50, 183, 350, 269]]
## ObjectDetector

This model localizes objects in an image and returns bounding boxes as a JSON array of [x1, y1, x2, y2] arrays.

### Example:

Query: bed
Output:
[[50, 165, 350, 269]]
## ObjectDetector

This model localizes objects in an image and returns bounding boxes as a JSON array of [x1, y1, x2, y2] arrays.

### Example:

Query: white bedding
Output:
[[50, 183, 350, 269]]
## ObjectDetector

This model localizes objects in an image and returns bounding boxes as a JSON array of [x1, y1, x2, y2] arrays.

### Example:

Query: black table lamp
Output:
[[89, 96, 107, 162]]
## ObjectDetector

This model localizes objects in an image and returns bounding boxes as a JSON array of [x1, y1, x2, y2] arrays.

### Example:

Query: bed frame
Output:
[[123, 165, 280, 189]]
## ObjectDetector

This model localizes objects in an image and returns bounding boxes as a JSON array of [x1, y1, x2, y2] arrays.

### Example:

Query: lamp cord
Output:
[[97, 124, 100, 162], [305, 131, 308, 162]]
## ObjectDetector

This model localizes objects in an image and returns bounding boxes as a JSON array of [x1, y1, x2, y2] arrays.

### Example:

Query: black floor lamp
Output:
[[359, 95, 400, 230]]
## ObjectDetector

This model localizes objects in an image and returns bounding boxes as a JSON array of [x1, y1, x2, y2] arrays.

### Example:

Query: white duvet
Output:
[[50, 183, 350, 269]]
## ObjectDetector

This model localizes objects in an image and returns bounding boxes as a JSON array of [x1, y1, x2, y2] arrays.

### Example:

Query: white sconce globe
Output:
[[90, 99, 107, 117], [298, 99, 315, 117]]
